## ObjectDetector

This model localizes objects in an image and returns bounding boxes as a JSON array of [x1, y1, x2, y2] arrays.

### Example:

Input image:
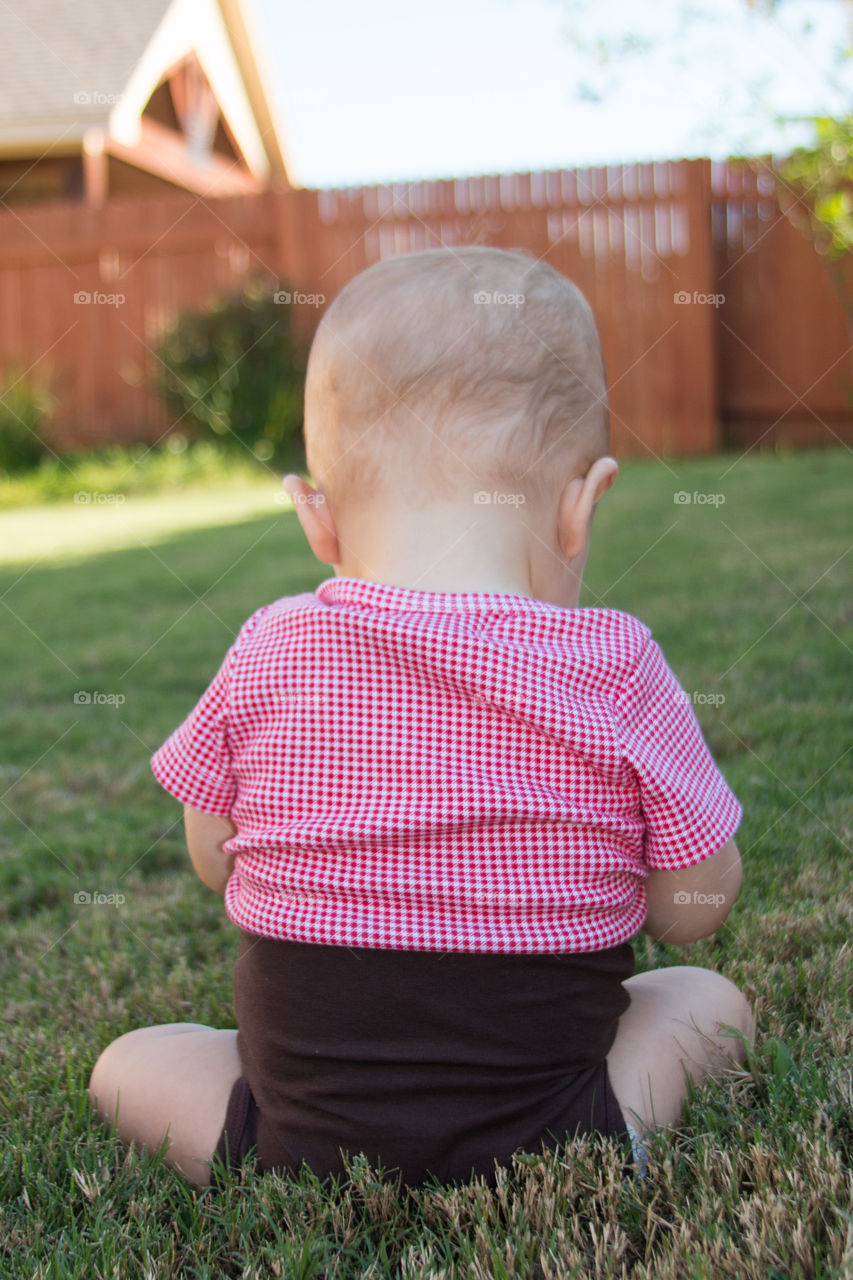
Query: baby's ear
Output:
[[281, 474, 340, 566], [558, 457, 618, 562], [590, 457, 618, 504]]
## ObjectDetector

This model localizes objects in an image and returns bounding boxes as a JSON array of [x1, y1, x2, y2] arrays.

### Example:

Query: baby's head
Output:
[[303, 245, 609, 515], [287, 246, 617, 604]]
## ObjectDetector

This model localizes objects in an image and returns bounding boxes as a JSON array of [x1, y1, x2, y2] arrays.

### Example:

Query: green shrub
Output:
[[153, 279, 309, 464], [0, 366, 55, 473]]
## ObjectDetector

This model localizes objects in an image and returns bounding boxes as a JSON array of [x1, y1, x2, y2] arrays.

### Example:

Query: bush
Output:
[[153, 279, 309, 464], [0, 367, 55, 474]]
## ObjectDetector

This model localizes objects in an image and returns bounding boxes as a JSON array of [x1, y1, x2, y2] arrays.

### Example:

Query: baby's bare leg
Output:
[[606, 966, 755, 1143], [88, 1023, 241, 1187]]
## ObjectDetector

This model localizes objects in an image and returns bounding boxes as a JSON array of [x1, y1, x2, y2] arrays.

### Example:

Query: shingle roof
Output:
[[0, 0, 292, 179], [0, 0, 172, 132]]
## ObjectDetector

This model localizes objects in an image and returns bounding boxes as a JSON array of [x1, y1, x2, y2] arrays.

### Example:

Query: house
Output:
[[0, 0, 293, 205]]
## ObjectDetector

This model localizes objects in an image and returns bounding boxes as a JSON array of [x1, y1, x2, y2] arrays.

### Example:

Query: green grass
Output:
[[0, 438, 300, 510], [1, 448, 851, 1279]]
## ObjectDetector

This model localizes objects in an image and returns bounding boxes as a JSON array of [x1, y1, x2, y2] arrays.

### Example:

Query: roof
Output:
[[0, 0, 170, 135], [0, 0, 292, 180]]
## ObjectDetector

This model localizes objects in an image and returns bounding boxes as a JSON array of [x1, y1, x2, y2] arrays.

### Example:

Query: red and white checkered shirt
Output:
[[151, 576, 742, 953]]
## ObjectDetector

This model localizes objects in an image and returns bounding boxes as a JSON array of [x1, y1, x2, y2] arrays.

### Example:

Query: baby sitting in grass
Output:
[[88, 245, 754, 1193]]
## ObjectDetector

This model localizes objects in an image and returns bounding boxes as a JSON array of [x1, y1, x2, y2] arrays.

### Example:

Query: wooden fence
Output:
[[0, 192, 279, 449], [711, 161, 853, 448], [0, 158, 851, 457]]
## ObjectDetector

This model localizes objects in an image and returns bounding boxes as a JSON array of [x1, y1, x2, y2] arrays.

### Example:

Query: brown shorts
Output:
[[210, 929, 637, 1192]]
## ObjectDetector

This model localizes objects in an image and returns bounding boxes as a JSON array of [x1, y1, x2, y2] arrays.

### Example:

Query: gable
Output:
[[112, 0, 271, 178], [0, 0, 289, 181]]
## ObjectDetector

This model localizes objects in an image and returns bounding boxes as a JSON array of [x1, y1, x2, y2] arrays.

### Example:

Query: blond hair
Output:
[[304, 246, 608, 512]]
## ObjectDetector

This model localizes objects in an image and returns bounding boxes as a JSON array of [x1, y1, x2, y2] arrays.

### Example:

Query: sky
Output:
[[251, 0, 853, 189]]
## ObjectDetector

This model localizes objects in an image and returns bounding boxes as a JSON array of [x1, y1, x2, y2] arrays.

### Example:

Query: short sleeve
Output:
[[615, 634, 742, 870], [150, 609, 266, 816]]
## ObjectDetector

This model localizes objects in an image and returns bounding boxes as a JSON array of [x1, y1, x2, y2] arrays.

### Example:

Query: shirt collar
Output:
[[315, 576, 556, 616]]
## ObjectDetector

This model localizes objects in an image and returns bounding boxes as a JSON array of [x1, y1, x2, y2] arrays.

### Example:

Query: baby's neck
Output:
[[331, 503, 583, 607], [334, 560, 535, 597]]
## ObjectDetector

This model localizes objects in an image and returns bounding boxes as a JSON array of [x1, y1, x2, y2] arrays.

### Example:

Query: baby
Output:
[[88, 246, 754, 1193]]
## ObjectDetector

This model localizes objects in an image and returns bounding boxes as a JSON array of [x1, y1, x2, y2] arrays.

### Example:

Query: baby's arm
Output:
[[642, 837, 743, 945], [183, 805, 237, 895]]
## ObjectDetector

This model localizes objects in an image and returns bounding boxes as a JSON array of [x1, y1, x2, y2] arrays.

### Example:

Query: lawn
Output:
[[0, 448, 851, 1279]]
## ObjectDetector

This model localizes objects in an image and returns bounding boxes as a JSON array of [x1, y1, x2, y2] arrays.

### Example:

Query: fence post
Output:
[[684, 157, 719, 452]]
